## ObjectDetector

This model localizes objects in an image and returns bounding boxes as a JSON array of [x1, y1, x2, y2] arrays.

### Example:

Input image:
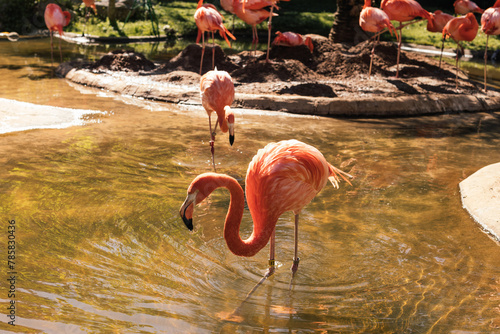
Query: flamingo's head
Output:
[[225, 107, 235, 146], [63, 11, 71, 27], [304, 36, 314, 53], [179, 173, 221, 230]]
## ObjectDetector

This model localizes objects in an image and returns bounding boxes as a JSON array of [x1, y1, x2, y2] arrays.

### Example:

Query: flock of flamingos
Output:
[[41, 0, 495, 299]]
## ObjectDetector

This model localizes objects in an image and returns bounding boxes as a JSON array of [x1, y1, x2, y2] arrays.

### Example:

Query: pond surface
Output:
[[0, 39, 500, 333]]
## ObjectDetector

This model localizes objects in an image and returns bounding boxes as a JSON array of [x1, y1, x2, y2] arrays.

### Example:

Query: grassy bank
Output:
[[67, 1, 335, 39], [66, 2, 500, 53]]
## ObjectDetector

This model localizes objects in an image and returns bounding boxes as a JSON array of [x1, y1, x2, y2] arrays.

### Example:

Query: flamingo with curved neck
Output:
[[180, 140, 352, 279], [200, 68, 235, 171]]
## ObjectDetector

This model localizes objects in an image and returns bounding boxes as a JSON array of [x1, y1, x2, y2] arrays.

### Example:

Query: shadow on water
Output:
[[0, 39, 499, 333]]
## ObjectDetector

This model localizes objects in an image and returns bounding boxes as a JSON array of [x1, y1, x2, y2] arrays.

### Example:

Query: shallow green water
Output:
[[0, 39, 499, 333]]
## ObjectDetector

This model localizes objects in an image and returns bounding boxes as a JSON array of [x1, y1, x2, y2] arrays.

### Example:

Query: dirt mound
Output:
[[77, 37, 487, 100], [90, 49, 156, 72]]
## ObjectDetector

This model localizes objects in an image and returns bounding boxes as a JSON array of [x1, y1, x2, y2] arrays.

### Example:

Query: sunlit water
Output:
[[1, 39, 500, 333]]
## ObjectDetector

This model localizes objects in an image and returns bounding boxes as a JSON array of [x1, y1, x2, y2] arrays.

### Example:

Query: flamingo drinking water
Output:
[[180, 140, 352, 291], [200, 68, 235, 170]]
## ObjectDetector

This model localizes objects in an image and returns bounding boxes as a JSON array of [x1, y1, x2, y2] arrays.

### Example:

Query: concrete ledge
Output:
[[60, 66, 500, 117], [460, 163, 500, 243]]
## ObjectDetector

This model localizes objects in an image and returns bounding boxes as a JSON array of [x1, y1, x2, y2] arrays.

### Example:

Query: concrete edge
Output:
[[459, 163, 500, 244], [61, 65, 500, 117]]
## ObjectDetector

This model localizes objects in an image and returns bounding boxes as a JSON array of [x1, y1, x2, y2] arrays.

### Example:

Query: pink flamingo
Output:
[[82, 0, 97, 13], [232, 0, 277, 57], [194, 0, 235, 75], [200, 68, 235, 170], [442, 12, 479, 89], [481, 0, 500, 91], [381, 0, 432, 77], [180, 140, 352, 289], [81, 0, 97, 36], [359, 0, 397, 77], [272, 31, 314, 52], [454, 0, 484, 14], [44, 4, 71, 64], [426, 10, 454, 67], [241, 0, 290, 62]]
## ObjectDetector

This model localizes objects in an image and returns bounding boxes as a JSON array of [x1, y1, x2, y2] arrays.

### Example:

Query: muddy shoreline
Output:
[[57, 37, 500, 117]]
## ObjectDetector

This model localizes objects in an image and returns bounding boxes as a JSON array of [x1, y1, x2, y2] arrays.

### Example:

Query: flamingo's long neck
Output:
[[213, 175, 274, 257]]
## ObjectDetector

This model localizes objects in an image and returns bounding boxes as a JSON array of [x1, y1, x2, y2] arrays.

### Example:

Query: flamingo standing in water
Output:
[[426, 10, 454, 67], [442, 12, 479, 89], [381, 0, 431, 78], [481, 0, 500, 91], [233, 0, 277, 57], [180, 140, 352, 290], [454, 0, 484, 14], [359, 0, 397, 77], [200, 68, 235, 170], [194, 0, 236, 75], [272, 31, 314, 52], [44, 4, 71, 64]]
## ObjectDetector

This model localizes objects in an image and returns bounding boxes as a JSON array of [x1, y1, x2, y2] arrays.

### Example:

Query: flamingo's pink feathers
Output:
[[381, 0, 432, 22], [200, 69, 235, 133], [44, 4, 71, 35]]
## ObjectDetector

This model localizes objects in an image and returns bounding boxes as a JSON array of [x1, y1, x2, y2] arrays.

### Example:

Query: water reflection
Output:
[[0, 39, 499, 333]]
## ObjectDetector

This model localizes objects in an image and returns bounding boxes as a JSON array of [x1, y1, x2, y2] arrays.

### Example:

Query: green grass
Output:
[[390, 19, 500, 52], [66, 1, 334, 38], [66, 1, 500, 54]]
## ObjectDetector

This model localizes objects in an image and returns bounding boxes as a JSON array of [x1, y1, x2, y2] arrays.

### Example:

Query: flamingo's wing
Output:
[[245, 140, 331, 220]]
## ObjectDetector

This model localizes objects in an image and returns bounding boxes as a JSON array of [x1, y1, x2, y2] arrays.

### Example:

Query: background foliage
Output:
[[2, 0, 500, 52]]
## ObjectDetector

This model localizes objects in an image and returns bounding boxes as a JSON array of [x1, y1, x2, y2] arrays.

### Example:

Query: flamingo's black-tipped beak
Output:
[[228, 121, 235, 146], [179, 194, 195, 231], [182, 214, 193, 231]]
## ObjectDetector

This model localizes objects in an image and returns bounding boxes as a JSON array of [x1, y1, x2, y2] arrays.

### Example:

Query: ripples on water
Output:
[[0, 39, 499, 333]]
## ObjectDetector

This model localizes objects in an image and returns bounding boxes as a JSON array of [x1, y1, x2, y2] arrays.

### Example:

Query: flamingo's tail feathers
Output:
[[328, 165, 353, 189], [219, 30, 232, 48], [225, 27, 236, 41], [196, 29, 202, 44], [197, 0, 204, 9]]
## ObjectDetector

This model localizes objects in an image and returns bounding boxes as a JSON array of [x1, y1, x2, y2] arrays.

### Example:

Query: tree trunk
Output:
[[330, 0, 368, 44], [108, 0, 117, 27]]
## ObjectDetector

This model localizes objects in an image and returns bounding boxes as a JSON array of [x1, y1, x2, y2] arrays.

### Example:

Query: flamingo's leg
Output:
[[485, 35, 489, 92], [455, 45, 459, 90], [58, 34, 62, 62], [265, 6, 274, 63], [211, 31, 215, 70], [396, 23, 402, 78], [199, 32, 205, 76], [439, 38, 445, 68], [369, 34, 379, 77], [50, 32, 54, 67], [291, 214, 300, 275], [208, 113, 216, 171]]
